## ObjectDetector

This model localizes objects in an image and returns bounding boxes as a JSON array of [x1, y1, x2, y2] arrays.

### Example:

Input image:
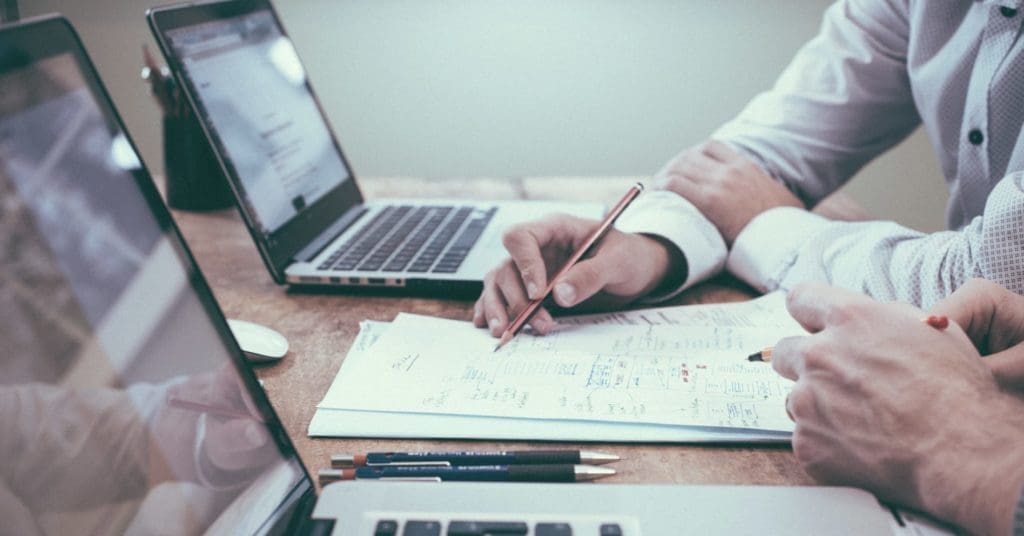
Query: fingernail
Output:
[[489, 318, 501, 331], [555, 282, 576, 306], [526, 282, 539, 299]]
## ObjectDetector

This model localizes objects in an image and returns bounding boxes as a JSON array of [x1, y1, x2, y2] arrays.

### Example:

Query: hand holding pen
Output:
[[747, 314, 951, 363], [474, 183, 674, 344], [493, 184, 644, 351]]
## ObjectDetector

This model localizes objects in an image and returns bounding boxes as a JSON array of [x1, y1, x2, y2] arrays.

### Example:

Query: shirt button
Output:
[[1001, 6, 1018, 17], [968, 129, 985, 145]]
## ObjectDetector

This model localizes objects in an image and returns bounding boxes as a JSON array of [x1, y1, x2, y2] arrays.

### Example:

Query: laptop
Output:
[[146, 0, 602, 294], [0, 15, 946, 536]]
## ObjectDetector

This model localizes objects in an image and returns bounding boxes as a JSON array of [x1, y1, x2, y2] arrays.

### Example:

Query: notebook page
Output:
[[319, 313, 802, 432]]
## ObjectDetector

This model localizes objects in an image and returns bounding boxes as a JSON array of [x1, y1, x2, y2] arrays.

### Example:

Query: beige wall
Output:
[[21, 0, 947, 231]]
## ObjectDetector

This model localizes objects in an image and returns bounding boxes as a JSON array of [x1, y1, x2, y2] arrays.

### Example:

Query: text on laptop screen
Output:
[[164, 10, 352, 237], [0, 49, 304, 534]]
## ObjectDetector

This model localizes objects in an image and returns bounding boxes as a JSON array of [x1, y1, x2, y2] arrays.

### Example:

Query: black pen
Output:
[[331, 449, 619, 467], [318, 464, 614, 484]]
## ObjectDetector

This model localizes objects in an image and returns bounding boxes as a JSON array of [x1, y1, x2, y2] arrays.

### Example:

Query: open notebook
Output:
[[311, 292, 804, 443]]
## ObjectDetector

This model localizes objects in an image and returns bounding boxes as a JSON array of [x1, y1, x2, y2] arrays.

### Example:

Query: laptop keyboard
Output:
[[371, 518, 627, 535], [316, 205, 497, 275]]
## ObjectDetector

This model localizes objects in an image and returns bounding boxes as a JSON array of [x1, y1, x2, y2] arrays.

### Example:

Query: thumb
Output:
[[551, 256, 611, 308], [985, 342, 1024, 393]]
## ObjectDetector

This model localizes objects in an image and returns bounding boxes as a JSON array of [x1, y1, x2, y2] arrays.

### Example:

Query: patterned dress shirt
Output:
[[617, 0, 1024, 309], [615, 1, 1024, 531]]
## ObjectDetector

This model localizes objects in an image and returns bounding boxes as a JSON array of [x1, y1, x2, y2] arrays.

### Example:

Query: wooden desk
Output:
[[171, 177, 832, 487]]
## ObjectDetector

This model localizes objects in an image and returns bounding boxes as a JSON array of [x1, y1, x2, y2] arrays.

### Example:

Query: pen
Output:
[[747, 314, 951, 363], [317, 464, 615, 484], [141, 44, 173, 114], [921, 315, 949, 330], [166, 394, 262, 422], [494, 183, 645, 352], [330, 450, 619, 467]]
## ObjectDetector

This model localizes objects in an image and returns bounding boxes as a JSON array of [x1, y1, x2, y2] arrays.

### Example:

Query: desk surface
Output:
[[170, 177, 854, 488]]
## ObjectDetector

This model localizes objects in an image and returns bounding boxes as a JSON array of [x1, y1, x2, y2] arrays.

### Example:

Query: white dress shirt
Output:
[[619, 0, 1024, 308]]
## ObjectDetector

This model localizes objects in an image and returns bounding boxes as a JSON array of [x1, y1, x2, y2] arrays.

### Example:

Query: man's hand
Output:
[[929, 278, 1024, 391], [473, 214, 679, 336], [656, 140, 803, 245], [772, 282, 1024, 535]]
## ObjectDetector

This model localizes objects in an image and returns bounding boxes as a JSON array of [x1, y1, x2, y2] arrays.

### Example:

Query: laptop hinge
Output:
[[293, 206, 368, 263]]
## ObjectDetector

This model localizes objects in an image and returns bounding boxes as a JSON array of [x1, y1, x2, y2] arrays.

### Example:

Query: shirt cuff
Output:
[[727, 207, 830, 292], [614, 190, 727, 302]]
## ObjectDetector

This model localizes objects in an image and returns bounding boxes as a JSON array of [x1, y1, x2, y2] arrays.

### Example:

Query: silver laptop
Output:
[[0, 15, 948, 536], [147, 0, 601, 294]]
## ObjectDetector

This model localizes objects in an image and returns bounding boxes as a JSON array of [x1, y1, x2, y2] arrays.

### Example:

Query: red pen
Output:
[[922, 315, 949, 330]]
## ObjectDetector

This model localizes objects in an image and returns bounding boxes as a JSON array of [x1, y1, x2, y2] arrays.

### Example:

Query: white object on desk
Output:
[[227, 319, 289, 363], [312, 294, 805, 441]]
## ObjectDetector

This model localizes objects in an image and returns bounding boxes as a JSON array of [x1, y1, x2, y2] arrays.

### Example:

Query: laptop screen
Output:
[[157, 4, 363, 278], [0, 17, 309, 535]]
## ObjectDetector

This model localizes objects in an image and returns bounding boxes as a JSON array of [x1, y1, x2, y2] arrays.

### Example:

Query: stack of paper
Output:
[[310, 292, 805, 443]]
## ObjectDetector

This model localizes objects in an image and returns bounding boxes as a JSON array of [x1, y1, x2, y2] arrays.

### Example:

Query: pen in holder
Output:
[[143, 45, 234, 211]]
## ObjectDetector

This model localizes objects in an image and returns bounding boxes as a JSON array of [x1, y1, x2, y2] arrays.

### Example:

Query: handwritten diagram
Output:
[[324, 312, 802, 432]]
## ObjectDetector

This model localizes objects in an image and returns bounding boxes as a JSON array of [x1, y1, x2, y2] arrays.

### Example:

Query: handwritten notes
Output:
[[319, 294, 804, 433]]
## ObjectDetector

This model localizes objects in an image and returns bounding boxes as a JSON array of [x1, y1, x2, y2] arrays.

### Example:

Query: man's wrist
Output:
[[641, 234, 688, 299]]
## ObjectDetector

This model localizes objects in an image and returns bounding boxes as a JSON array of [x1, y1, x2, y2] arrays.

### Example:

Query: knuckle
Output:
[[823, 301, 856, 327], [790, 429, 813, 465], [800, 339, 832, 371], [786, 285, 807, 311], [787, 386, 815, 420], [545, 213, 576, 228], [501, 226, 529, 249], [484, 265, 506, 286], [657, 174, 685, 194], [701, 187, 720, 205]]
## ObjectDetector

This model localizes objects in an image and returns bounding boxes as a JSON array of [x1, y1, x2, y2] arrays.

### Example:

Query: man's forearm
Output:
[[726, 172, 1024, 308]]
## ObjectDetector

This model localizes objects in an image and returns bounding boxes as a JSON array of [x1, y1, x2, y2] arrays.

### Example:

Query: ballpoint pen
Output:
[[330, 449, 620, 467], [494, 183, 645, 352], [317, 464, 615, 484]]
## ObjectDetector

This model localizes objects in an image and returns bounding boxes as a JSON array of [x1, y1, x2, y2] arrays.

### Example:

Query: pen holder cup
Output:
[[163, 113, 234, 211]]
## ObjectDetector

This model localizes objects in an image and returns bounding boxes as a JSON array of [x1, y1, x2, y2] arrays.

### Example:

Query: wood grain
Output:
[[167, 176, 859, 489]]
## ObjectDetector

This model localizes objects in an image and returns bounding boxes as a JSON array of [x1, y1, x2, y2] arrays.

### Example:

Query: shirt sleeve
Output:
[[727, 171, 1024, 308], [713, 0, 921, 205], [614, 190, 727, 302]]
